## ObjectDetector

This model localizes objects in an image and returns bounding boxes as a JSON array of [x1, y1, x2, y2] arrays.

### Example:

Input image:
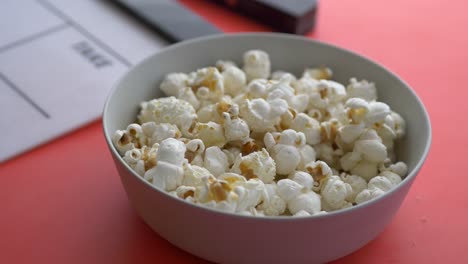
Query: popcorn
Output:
[[216, 60, 236, 71], [114, 49, 408, 217], [123, 148, 146, 176], [160, 72, 189, 97], [267, 81, 309, 113], [340, 173, 367, 203], [190, 67, 224, 102], [308, 80, 347, 109], [141, 122, 181, 145], [232, 149, 276, 183], [175, 185, 196, 200], [195, 121, 226, 148], [321, 176, 353, 211], [182, 163, 212, 187], [243, 50, 271, 81], [221, 65, 247, 96], [204, 146, 229, 177], [355, 188, 385, 204], [245, 79, 270, 99], [138, 97, 196, 137], [145, 138, 186, 191], [289, 113, 321, 145], [289, 171, 315, 191], [264, 129, 306, 175], [288, 192, 322, 215], [347, 78, 377, 102], [303, 67, 333, 80], [277, 179, 303, 202], [239, 98, 288, 133], [271, 71, 297, 83], [222, 112, 250, 142], [185, 139, 205, 166], [305, 160, 333, 191], [222, 147, 241, 167], [257, 182, 287, 216], [113, 130, 136, 155]]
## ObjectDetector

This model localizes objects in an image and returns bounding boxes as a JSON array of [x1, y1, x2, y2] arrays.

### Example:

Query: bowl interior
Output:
[[103, 33, 430, 187]]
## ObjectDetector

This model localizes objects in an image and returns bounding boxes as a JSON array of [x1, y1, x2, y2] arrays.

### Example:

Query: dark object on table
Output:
[[113, 0, 221, 43], [210, 0, 318, 34]]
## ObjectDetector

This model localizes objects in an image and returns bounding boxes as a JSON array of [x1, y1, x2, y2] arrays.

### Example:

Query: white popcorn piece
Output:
[[314, 143, 341, 168], [386, 161, 408, 177], [239, 98, 288, 133], [123, 148, 146, 176], [385, 111, 406, 138], [141, 122, 181, 145], [305, 160, 333, 179], [302, 67, 333, 80], [175, 185, 196, 200], [345, 97, 369, 124], [354, 139, 387, 163], [289, 113, 321, 145], [222, 147, 241, 167], [350, 160, 379, 181], [245, 79, 270, 99], [222, 65, 247, 96], [138, 97, 197, 137], [298, 144, 317, 171], [337, 124, 365, 145], [365, 101, 391, 126], [234, 178, 265, 212], [257, 182, 287, 216], [190, 67, 224, 102], [145, 138, 186, 191], [231, 149, 276, 183], [277, 179, 303, 202], [379, 171, 403, 185], [182, 163, 212, 187], [204, 146, 229, 177], [264, 129, 305, 175], [308, 80, 347, 109], [178, 87, 200, 110], [288, 192, 321, 215], [215, 60, 237, 71], [376, 124, 397, 151], [355, 188, 385, 204], [222, 112, 250, 142], [112, 130, 135, 156], [347, 78, 377, 102], [293, 76, 320, 95], [321, 176, 353, 211], [195, 121, 227, 148], [368, 176, 394, 192], [289, 171, 315, 191], [243, 50, 271, 81], [160, 72, 189, 97], [185, 139, 205, 166], [271, 71, 297, 83], [293, 210, 311, 217], [267, 81, 309, 113], [340, 173, 368, 203]]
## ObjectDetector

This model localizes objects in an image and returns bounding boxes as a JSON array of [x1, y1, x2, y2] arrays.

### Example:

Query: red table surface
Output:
[[1, 0, 468, 263]]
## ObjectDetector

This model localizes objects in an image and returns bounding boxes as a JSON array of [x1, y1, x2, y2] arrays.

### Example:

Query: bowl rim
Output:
[[102, 32, 432, 221]]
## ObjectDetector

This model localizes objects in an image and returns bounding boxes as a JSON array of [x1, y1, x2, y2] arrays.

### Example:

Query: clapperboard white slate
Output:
[[0, 0, 168, 162]]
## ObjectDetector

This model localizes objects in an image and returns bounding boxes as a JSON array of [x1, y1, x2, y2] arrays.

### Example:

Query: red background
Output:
[[2, 0, 468, 263]]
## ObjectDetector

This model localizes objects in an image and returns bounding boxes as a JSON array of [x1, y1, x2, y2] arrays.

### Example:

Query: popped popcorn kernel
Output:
[[113, 49, 408, 217], [243, 50, 271, 81]]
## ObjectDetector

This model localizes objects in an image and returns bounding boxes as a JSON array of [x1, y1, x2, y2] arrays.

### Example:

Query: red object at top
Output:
[[1, 0, 468, 263]]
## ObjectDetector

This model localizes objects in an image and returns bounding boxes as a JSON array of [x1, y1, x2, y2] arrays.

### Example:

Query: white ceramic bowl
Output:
[[103, 33, 431, 264]]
